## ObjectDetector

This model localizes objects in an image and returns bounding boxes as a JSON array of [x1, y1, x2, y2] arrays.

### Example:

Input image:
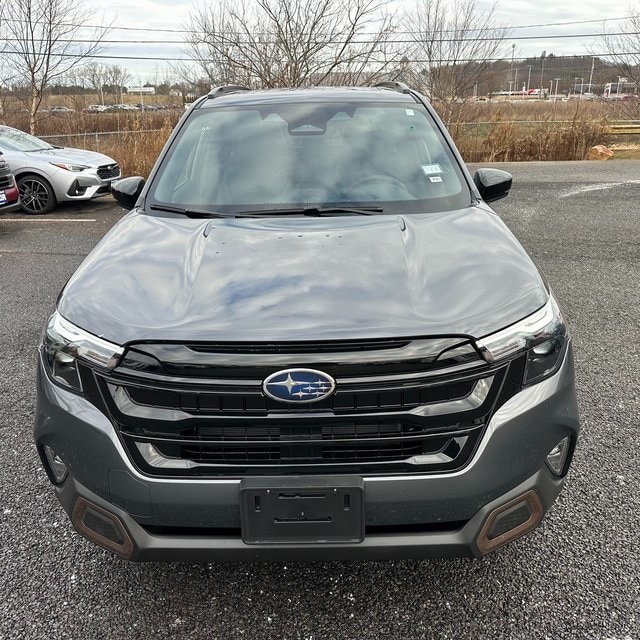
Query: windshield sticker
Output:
[[405, 109, 415, 116], [421, 164, 442, 175], [429, 176, 443, 183]]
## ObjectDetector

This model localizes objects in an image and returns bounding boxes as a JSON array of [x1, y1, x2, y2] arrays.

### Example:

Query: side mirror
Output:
[[473, 168, 512, 203], [112, 176, 145, 210]]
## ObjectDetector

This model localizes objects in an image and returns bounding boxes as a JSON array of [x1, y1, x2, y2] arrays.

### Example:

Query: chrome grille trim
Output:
[[109, 375, 494, 422]]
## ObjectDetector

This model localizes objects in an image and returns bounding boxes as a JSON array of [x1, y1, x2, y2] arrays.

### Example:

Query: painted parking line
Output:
[[0, 218, 97, 222]]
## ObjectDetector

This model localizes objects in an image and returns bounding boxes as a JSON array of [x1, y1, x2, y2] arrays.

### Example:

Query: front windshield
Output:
[[148, 101, 470, 214], [0, 127, 54, 152]]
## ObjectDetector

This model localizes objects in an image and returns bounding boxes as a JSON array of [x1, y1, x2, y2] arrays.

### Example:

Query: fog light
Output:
[[43, 445, 68, 483], [546, 437, 571, 476]]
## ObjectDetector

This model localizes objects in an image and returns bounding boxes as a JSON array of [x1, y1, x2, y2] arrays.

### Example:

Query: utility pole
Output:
[[579, 77, 584, 96], [554, 77, 560, 101], [527, 65, 532, 92], [588, 57, 595, 93], [539, 52, 546, 96]]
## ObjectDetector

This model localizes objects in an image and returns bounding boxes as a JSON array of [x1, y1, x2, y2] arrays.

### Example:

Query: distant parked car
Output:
[[48, 106, 75, 114], [83, 104, 109, 113], [107, 104, 138, 112], [0, 125, 121, 214], [0, 154, 20, 214]]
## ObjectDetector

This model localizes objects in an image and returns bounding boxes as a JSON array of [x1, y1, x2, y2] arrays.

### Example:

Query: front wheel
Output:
[[18, 174, 56, 214]]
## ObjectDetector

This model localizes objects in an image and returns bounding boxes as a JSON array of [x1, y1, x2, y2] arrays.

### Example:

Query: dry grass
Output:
[[6, 110, 181, 138], [454, 117, 610, 162], [93, 122, 174, 177], [448, 102, 612, 162]]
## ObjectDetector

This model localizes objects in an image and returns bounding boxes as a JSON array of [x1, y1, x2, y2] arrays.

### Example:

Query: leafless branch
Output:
[[403, 0, 509, 121], [183, 0, 401, 89], [0, 0, 112, 133]]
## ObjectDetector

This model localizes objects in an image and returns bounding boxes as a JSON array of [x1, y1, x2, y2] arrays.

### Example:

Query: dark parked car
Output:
[[0, 154, 20, 213], [35, 83, 579, 561]]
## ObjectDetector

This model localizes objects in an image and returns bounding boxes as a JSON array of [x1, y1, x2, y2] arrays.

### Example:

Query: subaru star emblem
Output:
[[263, 368, 336, 404]]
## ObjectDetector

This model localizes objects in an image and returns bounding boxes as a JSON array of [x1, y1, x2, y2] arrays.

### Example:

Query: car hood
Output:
[[58, 207, 548, 345], [26, 147, 116, 167]]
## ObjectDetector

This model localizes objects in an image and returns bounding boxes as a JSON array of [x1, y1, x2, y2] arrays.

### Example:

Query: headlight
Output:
[[50, 162, 89, 172], [476, 295, 567, 385], [42, 311, 124, 392]]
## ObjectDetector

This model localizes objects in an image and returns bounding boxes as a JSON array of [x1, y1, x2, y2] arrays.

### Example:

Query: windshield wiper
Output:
[[234, 206, 383, 217], [148, 203, 232, 218], [148, 204, 384, 219]]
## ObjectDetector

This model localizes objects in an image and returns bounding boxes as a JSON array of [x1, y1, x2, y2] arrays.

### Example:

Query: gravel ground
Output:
[[0, 161, 638, 640]]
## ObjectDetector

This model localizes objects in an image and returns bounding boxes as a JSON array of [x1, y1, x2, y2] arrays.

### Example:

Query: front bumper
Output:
[[50, 167, 120, 202], [35, 346, 579, 561], [0, 200, 21, 214]]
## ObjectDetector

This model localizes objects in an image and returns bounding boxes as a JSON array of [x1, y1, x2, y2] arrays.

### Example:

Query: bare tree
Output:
[[0, 2, 10, 122], [0, 0, 110, 133], [79, 62, 108, 105], [184, 0, 400, 89], [104, 65, 130, 103], [403, 0, 509, 122], [601, 9, 640, 117]]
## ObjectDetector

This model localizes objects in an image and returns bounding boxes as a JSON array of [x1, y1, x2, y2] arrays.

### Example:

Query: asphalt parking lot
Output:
[[1, 160, 638, 640]]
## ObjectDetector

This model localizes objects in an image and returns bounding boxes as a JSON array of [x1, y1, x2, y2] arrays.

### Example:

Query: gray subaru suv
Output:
[[35, 83, 579, 561]]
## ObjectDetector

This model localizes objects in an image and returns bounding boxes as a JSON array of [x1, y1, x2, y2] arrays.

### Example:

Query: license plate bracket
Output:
[[240, 476, 364, 544]]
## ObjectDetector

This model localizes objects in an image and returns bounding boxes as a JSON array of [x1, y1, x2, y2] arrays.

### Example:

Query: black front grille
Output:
[[130, 422, 481, 474], [121, 376, 476, 415], [83, 339, 526, 478], [97, 164, 120, 180]]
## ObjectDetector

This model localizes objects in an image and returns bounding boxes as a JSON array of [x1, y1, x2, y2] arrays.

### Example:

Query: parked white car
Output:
[[0, 125, 121, 214], [83, 104, 109, 113]]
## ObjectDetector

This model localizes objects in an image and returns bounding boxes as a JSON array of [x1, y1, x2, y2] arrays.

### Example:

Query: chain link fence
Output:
[[38, 129, 171, 176]]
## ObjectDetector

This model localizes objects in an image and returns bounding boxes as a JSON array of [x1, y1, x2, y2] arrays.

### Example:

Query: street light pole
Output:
[[539, 53, 546, 96], [579, 78, 584, 96], [527, 65, 532, 92], [588, 57, 595, 93]]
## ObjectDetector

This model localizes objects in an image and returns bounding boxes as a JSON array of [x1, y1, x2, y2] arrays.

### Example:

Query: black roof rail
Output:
[[207, 85, 251, 99], [373, 81, 412, 94]]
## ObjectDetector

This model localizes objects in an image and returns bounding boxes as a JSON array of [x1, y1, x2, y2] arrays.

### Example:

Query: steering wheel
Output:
[[348, 174, 408, 192]]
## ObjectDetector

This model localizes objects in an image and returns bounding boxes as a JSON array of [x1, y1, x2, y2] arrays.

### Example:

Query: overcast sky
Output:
[[89, 0, 635, 81]]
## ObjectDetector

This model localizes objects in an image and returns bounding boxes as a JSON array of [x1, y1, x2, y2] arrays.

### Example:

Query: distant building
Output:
[[127, 86, 156, 95]]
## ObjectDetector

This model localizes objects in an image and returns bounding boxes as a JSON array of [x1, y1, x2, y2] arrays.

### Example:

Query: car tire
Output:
[[17, 174, 56, 215]]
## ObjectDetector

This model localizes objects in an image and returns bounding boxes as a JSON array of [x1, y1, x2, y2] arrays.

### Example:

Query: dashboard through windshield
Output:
[[148, 101, 471, 216]]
